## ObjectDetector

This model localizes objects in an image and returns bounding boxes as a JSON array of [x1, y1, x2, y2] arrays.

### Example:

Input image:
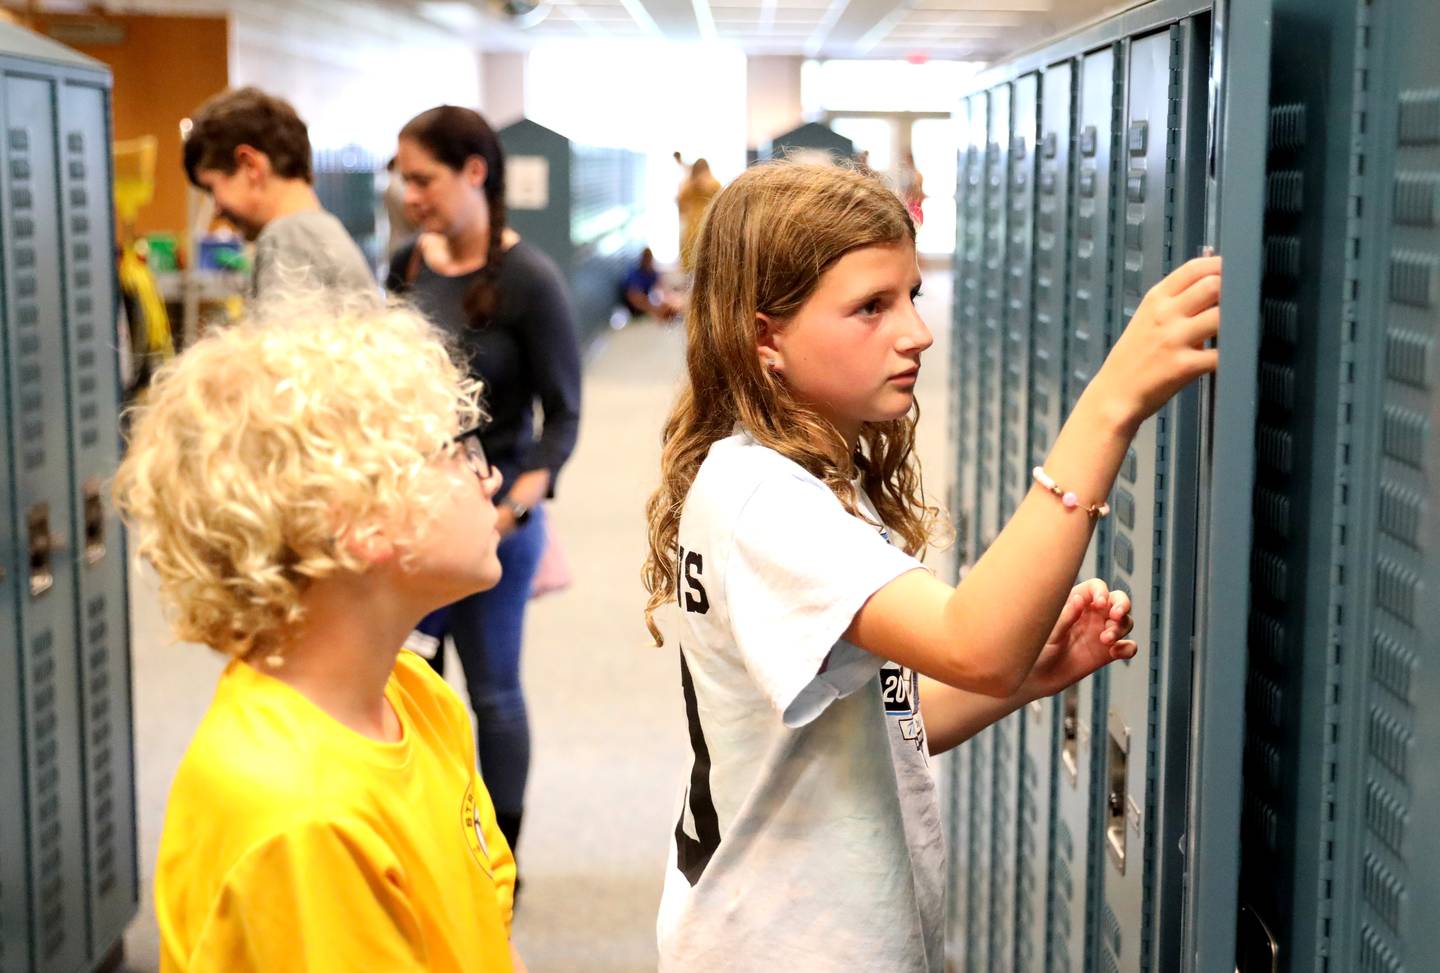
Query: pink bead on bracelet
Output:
[[1032, 466, 1111, 520]]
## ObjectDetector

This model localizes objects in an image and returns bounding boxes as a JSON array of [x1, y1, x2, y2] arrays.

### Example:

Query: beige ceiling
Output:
[[11, 0, 1137, 62]]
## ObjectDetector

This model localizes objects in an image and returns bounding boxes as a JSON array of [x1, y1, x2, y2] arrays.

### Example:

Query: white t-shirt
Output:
[[656, 431, 945, 972]]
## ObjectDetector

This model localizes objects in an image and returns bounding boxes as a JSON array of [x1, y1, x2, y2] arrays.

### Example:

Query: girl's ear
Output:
[[755, 312, 783, 373]]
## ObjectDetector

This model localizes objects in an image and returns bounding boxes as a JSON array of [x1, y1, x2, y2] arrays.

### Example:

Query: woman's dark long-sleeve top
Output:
[[388, 239, 581, 500]]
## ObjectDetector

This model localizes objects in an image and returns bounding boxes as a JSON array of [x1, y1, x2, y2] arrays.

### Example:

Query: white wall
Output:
[[482, 52, 527, 129], [229, 5, 483, 155], [525, 41, 747, 264], [746, 55, 804, 149]]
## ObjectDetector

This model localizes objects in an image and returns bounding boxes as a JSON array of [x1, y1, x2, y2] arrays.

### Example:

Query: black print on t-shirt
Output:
[[881, 663, 927, 755], [881, 662, 917, 714], [676, 546, 710, 615]]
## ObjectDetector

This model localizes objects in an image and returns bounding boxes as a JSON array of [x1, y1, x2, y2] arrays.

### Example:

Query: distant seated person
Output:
[[621, 248, 682, 322], [184, 86, 377, 300], [116, 297, 525, 971]]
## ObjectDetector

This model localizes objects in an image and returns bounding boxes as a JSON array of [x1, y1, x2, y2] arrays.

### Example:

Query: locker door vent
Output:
[[30, 630, 68, 959], [1369, 631, 1416, 702], [10, 132, 46, 473], [64, 128, 102, 449], [1396, 88, 1440, 144], [1361, 854, 1406, 935], [1358, 923, 1403, 973], [1376, 483, 1425, 548], [85, 593, 120, 897], [1363, 781, 1408, 857], [1393, 173, 1439, 227], [1383, 329, 1433, 389]]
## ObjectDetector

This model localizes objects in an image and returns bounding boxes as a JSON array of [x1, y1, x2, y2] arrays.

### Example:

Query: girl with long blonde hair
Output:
[[643, 162, 1221, 970]]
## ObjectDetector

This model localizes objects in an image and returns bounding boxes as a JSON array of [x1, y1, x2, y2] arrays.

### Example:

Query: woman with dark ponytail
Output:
[[389, 106, 581, 874]]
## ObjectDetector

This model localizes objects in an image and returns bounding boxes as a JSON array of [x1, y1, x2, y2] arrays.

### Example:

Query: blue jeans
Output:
[[421, 505, 546, 817]]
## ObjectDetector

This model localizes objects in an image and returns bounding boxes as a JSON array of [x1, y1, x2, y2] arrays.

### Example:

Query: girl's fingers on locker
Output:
[[1171, 271, 1223, 317], [1111, 639, 1139, 661], [1084, 578, 1108, 607], [1182, 347, 1220, 378], [1157, 255, 1222, 297], [1182, 307, 1220, 347], [1108, 588, 1131, 619]]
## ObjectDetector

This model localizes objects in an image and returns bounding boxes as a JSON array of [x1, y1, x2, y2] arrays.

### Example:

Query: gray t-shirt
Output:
[[657, 431, 945, 972], [251, 210, 377, 300]]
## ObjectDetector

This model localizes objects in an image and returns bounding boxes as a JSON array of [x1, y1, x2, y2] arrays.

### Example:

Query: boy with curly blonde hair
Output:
[[115, 297, 527, 971]]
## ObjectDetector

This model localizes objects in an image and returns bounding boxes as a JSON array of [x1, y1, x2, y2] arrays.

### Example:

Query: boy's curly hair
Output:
[[113, 296, 485, 659]]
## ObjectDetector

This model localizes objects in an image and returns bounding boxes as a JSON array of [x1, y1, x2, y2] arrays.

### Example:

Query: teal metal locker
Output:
[[991, 71, 1039, 973], [946, 1, 1272, 970], [59, 72, 134, 964], [4, 67, 97, 973], [0, 22, 134, 973], [942, 95, 979, 973], [1018, 59, 1074, 973], [1342, 2, 1440, 968]]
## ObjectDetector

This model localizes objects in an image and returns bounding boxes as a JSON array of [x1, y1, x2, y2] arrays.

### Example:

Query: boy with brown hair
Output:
[[183, 86, 376, 299]]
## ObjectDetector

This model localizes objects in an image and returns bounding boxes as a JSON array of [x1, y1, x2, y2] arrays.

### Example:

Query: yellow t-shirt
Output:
[[156, 650, 515, 972]]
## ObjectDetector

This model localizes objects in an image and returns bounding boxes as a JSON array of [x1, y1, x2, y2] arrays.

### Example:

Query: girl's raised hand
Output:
[[1092, 255, 1221, 430], [1023, 579, 1137, 700]]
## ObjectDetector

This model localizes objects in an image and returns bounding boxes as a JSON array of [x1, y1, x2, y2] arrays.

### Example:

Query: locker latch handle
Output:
[[1235, 901, 1279, 972], [27, 503, 55, 597], [1105, 712, 1130, 874], [83, 478, 106, 565], [1061, 685, 1080, 786]]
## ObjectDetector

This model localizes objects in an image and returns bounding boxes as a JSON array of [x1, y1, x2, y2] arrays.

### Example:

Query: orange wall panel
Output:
[[31, 13, 229, 240]]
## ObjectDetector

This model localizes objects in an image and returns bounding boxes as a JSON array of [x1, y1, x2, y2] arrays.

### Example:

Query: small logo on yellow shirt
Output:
[[461, 781, 493, 876]]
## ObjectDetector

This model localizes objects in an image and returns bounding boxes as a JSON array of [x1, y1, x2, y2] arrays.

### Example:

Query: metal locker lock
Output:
[[1061, 685, 1080, 785], [27, 502, 57, 597], [1105, 710, 1130, 874], [83, 479, 106, 565], [1043, 132, 1057, 158], [1079, 170, 1096, 197], [1079, 125, 1098, 156]]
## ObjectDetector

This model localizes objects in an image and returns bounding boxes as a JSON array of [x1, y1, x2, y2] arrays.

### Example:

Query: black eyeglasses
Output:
[[452, 427, 492, 481]]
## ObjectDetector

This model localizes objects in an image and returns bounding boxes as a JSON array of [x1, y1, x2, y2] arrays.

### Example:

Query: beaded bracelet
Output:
[[1032, 466, 1111, 520]]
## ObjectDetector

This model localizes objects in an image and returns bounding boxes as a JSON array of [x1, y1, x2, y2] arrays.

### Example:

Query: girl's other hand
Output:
[[1023, 579, 1137, 700], [1092, 255, 1221, 430]]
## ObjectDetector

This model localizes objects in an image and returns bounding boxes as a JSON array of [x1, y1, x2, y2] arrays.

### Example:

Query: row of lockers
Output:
[[940, 0, 1438, 970], [0, 24, 136, 973]]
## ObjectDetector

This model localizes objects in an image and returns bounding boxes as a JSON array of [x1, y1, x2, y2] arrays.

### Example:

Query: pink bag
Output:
[[530, 512, 573, 599]]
